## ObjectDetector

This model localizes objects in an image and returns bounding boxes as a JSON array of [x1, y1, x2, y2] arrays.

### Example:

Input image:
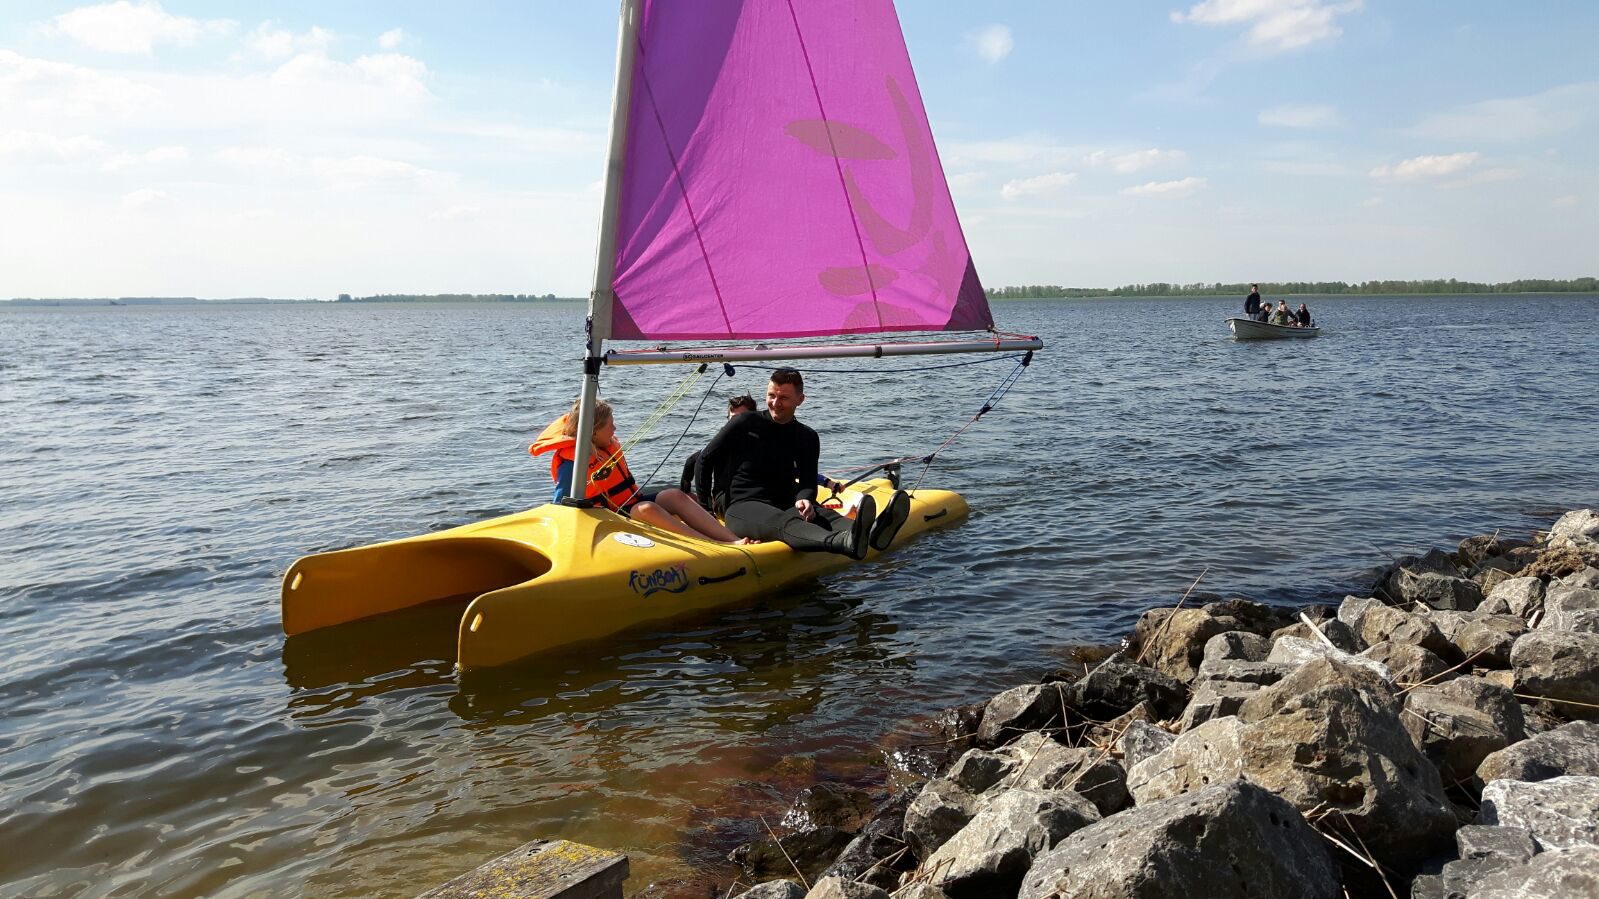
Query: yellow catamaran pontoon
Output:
[[283, 479, 965, 670]]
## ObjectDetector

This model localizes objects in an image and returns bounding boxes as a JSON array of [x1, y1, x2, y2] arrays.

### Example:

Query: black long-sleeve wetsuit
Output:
[[694, 410, 850, 550]]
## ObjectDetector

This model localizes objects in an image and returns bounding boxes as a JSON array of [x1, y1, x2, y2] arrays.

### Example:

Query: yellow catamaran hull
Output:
[[281, 479, 966, 670]]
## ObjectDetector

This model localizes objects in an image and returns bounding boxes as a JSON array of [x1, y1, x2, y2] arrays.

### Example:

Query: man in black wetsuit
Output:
[[1244, 284, 1261, 317], [694, 368, 911, 560]]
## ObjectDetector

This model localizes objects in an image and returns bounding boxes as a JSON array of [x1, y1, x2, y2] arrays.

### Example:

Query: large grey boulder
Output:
[[1542, 586, 1599, 633], [1269, 618, 1360, 654], [1069, 652, 1190, 721], [1479, 776, 1599, 850], [944, 749, 1015, 794], [1126, 716, 1246, 805], [1360, 641, 1450, 686], [1510, 630, 1599, 720], [1550, 509, 1599, 549], [1387, 569, 1484, 612], [1482, 576, 1546, 619], [1477, 721, 1599, 783], [977, 683, 1068, 746], [815, 790, 915, 891], [923, 788, 1098, 898], [1403, 676, 1527, 784], [1131, 601, 1290, 683], [801, 877, 888, 899], [1336, 595, 1387, 637], [996, 732, 1131, 816], [1565, 566, 1599, 589], [1203, 631, 1271, 663], [1016, 780, 1340, 899], [1268, 635, 1392, 681], [735, 881, 806, 899], [1195, 658, 1293, 688], [1353, 604, 1456, 658], [1449, 614, 1530, 668], [1469, 847, 1599, 899], [1456, 824, 1538, 866], [902, 779, 979, 860], [1178, 680, 1256, 732], [1235, 658, 1457, 864], [1117, 721, 1176, 770]]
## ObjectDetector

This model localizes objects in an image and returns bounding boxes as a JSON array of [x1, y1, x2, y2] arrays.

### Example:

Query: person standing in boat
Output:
[[531, 398, 750, 544], [1296, 303, 1312, 327], [694, 368, 910, 560], [1244, 284, 1261, 317]]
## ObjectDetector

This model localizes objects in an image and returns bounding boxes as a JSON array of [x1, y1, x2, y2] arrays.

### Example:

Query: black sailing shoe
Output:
[[869, 490, 910, 552]]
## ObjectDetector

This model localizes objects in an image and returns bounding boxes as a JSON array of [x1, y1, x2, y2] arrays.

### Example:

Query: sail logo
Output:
[[629, 564, 690, 597]]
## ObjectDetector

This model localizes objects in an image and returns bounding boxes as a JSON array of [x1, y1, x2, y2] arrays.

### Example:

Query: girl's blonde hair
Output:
[[561, 398, 613, 438]]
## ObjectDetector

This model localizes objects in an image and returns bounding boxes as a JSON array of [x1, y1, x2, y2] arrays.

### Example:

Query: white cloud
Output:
[[378, 28, 406, 50], [1551, 195, 1578, 208], [1171, 0, 1364, 53], [243, 23, 333, 60], [442, 204, 481, 221], [1122, 176, 1207, 197], [971, 25, 1014, 64], [270, 51, 432, 103], [310, 154, 451, 191], [103, 144, 189, 170], [50, 1, 234, 55], [122, 187, 166, 209], [1259, 104, 1339, 128], [948, 171, 989, 191], [0, 50, 161, 118], [1362, 196, 1384, 207], [1083, 148, 1188, 173], [0, 129, 108, 162], [1409, 82, 1599, 143], [1000, 171, 1077, 199], [215, 146, 299, 172], [1370, 152, 1479, 181]]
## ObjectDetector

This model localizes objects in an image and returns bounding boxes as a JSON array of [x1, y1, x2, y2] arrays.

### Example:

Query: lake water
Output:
[[2, 295, 1597, 897]]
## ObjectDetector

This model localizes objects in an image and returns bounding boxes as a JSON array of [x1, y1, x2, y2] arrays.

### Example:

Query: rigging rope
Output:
[[615, 363, 735, 506], [908, 350, 1032, 492], [601, 348, 1033, 505]]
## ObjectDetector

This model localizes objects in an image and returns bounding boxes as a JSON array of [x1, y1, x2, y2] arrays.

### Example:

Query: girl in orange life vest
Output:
[[530, 398, 752, 544]]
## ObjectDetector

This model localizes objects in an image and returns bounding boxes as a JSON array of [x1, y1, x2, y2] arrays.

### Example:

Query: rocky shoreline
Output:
[[716, 509, 1599, 899]]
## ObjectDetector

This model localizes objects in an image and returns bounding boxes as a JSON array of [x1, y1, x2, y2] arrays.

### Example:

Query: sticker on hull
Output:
[[629, 564, 690, 597]]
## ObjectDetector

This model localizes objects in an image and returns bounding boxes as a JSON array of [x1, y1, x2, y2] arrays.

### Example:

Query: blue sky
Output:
[[2, 1, 1594, 298]]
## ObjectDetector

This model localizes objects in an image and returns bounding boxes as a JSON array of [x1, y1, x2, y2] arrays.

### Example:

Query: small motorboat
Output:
[[1226, 318, 1320, 339]]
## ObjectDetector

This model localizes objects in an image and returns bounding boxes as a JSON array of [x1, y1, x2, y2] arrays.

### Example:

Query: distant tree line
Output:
[[986, 277, 1599, 299], [335, 293, 580, 303]]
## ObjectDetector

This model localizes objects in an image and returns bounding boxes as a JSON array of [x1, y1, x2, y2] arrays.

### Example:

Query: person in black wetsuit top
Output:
[[694, 368, 911, 560], [1244, 284, 1261, 317], [679, 394, 757, 494]]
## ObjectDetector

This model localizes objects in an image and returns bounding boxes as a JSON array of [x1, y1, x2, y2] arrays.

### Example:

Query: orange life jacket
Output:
[[529, 415, 639, 512]]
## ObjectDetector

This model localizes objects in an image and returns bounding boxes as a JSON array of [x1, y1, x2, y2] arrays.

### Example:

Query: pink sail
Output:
[[609, 0, 993, 340]]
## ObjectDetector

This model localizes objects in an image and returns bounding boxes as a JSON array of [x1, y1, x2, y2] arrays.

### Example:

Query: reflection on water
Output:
[[2, 296, 1598, 896]]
